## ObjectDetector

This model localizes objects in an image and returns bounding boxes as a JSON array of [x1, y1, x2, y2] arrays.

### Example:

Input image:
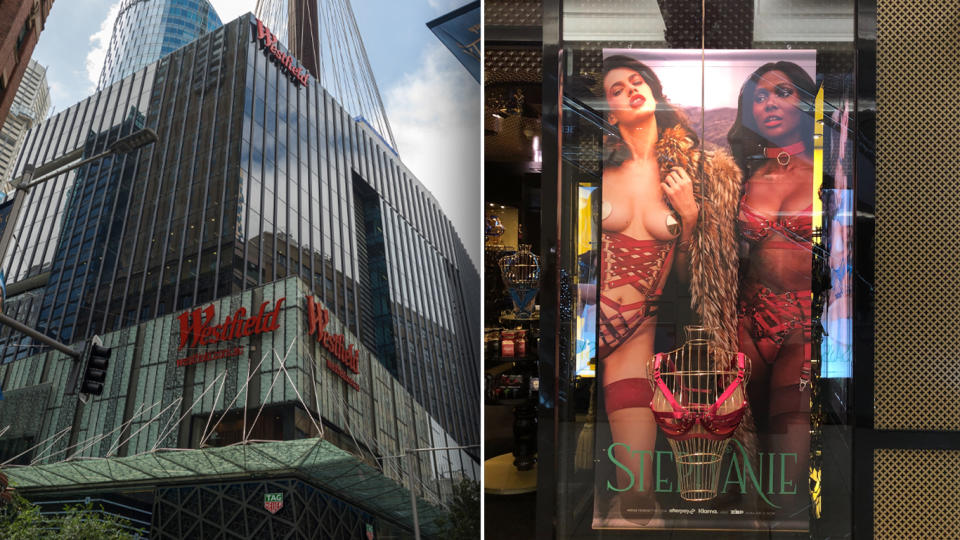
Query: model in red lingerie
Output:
[[727, 61, 817, 517], [598, 56, 742, 523]]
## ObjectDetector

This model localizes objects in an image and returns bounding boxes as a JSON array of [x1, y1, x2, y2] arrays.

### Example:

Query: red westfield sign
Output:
[[175, 298, 284, 367], [178, 298, 285, 349], [305, 295, 360, 390], [254, 18, 309, 87]]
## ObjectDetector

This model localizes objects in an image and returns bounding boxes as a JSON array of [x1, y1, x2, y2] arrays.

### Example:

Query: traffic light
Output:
[[79, 335, 111, 395]]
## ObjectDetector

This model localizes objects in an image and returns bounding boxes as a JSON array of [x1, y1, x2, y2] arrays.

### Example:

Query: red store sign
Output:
[[305, 295, 360, 390], [254, 18, 309, 87], [175, 298, 285, 367]]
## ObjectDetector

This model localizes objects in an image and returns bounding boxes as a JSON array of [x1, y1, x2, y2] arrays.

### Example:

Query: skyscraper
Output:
[[0, 0, 54, 128], [0, 59, 50, 191], [254, 0, 396, 150], [97, 0, 221, 89], [0, 20, 478, 532]]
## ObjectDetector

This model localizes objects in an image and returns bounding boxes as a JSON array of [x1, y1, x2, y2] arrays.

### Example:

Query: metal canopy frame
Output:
[[0, 324, 453, 536], [6, 438, 445, 536]]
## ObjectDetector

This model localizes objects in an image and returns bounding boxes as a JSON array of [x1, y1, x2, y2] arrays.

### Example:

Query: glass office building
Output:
[[1, 13, 478, 453], [98, 0, 222, 89]]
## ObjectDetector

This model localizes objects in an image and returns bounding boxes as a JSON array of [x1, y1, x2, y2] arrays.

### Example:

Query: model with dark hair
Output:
[[598, 55, 741, 522], [728, 61, 817, 515]]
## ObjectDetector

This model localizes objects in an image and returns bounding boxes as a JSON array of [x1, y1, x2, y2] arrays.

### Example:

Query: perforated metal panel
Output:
[[485, 49, 542, 84], [485, 0, 542, 27], [875, 0, 960, 430], [874, 449, 960, 539]]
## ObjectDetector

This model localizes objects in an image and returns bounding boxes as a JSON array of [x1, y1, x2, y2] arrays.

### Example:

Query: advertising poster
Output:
[[591, 48, 817, 531]]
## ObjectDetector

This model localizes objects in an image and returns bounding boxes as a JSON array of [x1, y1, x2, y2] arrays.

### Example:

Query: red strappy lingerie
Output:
[[739, 287, 813, 347], [738, 201, 814, 250], [651, 352, 747, 441], [599, 232, 676, 357], [738, 196, 814, 385], [739, 287, 813, 385]]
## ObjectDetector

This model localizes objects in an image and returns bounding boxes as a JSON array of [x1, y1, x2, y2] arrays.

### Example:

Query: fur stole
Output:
[[655, 125, 742, 352]]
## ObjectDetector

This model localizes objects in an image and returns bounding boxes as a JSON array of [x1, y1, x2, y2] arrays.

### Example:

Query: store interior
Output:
[[483, 14, 543, 535]]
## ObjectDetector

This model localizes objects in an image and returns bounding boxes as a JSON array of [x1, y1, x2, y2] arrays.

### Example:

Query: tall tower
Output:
[[254, 0, 396, 149], [0, 60, 50, 190], [288, 0, 320, 80], [0, 14, 479, 451], [0, 0, 54, 129], [97, 0, 222, 89]]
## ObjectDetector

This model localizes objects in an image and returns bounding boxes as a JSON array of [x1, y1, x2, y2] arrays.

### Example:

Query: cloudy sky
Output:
[[31, 0, 480, 267]]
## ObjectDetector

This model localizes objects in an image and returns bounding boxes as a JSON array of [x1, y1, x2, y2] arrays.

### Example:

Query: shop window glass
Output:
[[543, 1, 857, 535]]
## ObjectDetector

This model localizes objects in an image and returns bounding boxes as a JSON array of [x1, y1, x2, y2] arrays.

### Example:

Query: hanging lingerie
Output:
[[738, 201, 814, 250], [599, 232, 676, 357], [651, 352, 748, 441]]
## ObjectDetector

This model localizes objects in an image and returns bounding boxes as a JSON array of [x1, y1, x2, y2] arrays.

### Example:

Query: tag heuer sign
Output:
[[366, 523, 374, 540], [264, 492, 283, 514]]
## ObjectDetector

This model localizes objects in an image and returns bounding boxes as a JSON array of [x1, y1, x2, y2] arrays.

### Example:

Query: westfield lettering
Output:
[[178, 298, 285, 348], [254, 19, 309, 87], [175, 298, 285, 367], [305, 295, 360, 390]]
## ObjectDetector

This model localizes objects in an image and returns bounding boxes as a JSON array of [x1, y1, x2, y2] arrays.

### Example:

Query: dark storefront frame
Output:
[[535, 1, 880, 538], [851, 3, 876, 537]]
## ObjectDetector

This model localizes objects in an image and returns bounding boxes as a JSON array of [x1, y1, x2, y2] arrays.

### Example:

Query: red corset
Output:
[[598, 232, 675, 356], [651, 352, 747, 441]]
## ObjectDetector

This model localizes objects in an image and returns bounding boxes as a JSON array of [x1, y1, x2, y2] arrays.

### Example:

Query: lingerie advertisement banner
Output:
[[590, 48, 821, 532]]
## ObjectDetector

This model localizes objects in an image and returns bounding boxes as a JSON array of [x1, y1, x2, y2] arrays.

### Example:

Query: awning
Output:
[[3, 438, 446, 536]]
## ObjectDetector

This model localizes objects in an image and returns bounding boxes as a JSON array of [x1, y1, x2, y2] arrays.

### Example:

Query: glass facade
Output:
[[98, 0, 222, 89], [1, 14, 479, 448], [252, 0, 397, 150]]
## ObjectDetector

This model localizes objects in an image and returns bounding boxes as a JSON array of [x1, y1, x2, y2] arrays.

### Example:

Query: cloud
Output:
[[45, 79, 66, 112], [427, 0, 470, 12], [85, 2, 121, 92], [384, 43, 480, 268], [208, 0, 254, 24]]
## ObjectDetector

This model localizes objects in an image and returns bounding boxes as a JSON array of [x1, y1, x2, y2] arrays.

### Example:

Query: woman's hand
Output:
[[661, 167, 699, 230]]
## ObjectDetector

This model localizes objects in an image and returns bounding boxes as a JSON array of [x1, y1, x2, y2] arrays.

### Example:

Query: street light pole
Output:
[[407, 451, 422, 540], [0, 312, 80, 359], [385, 444, 479, 540], [0, 128, 158, 266], [0, 128, 157, 362]]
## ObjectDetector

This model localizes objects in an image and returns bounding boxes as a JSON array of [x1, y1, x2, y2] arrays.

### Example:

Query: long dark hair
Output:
[[727, 61, 817, 176], [601, 55, 698, 166]]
